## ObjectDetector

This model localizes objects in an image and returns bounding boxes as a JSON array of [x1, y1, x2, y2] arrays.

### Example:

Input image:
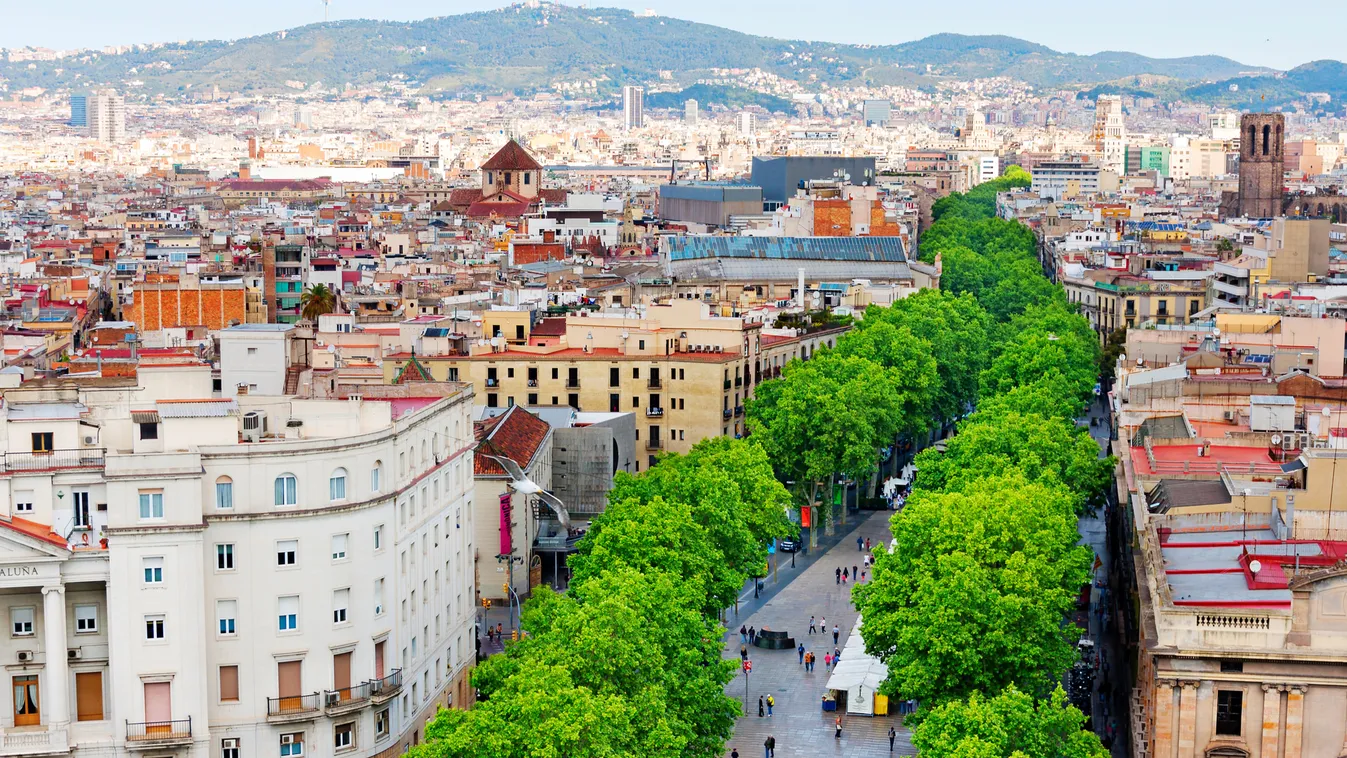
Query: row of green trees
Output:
[[848, 168, 1111, 758], [408, 438, 793, 758]]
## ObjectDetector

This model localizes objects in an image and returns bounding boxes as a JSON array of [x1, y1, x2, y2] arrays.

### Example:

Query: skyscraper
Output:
[[88, 91, 126, 143], [862, 99, 892, 127], [622, 86, 644, 130], [684, 99, 699, 124], [1092, 95, 1126, 173], [69, 94, 88, 128], [738, 112, 757, 137]]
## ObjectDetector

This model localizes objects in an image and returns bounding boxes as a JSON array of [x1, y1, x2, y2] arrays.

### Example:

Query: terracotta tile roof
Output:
[[538, 188, 570, 205], [2, 516, 67, 549], [530, 317, 566, 337], [448, 189, 485, 208], [466, 200, 532, 218], [481, 140, 543, 172], [474, 405, 551, 477]]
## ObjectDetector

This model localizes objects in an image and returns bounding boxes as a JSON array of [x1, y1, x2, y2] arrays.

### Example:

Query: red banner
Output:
[[801, 506, 812, 528], [499, 492, 513, 556]]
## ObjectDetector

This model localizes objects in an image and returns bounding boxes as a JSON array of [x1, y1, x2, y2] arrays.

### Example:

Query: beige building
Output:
[[384, 300, 847, 462]]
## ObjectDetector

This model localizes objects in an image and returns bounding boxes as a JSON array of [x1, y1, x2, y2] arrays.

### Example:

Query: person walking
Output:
[[856, 535, 863, 551], [866, 537, 872, 551], [798, 643, 806, 665], [889, 726, 897, 751], [766, 694, 775, 717], [833, 625, 840, 645], [835, 567, 841, 584], [758, 695, 764, 717], [740, 624, 747, 643], [842, 567, 849, 582], [731, 749, 739, 758], [835, 716, 843, 739], [748, 626, 756, 645], [764, 735, 776, 758], [853, 564, 859, 581], [808, 615, 816, 634], [824, 652, 832, 670], [819, 617, 826, 637]]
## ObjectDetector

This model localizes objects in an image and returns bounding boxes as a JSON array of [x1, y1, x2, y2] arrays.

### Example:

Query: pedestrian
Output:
[[866, 537, 872, 551], [758, 695, 764, 718], [853, 564, 858, 580], [496, 622, 503, 638], [740, 643, 749, 660], [833, 625, 840, 645], [740, 624, 747, 643], [857, 535, 863, 551], [486, 626, 493, 643], [835, 567, 841, 584], [731, 749, 739, 758], [808, 615, 816, 634], [861, 570, 867, 582], [766, 694, 774, 717], [764, 734, 776, 758], [835, 716, 843, 739], [889, 726, 897, 751], [805, 651, 813, 672], [748, 625, 756, 645], [842, 567, 849, 581], [824, 652, 832, 670], [798, 643, 806, 665], [820, 617, 826, 636]]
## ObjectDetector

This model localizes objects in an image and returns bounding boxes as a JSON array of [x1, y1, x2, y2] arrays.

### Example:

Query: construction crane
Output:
[[669, 158, 711, 183]]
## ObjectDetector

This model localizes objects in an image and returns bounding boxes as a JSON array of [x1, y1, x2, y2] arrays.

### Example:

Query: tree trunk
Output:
[[824, 478, 836, 537], [839, 476, 848, 528]]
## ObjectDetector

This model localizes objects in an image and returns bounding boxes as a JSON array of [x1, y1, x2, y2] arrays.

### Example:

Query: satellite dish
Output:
[[1249, 560, 1262, 574], [1271, 434, 1282, 446], [1324, 407, 1333, 417]]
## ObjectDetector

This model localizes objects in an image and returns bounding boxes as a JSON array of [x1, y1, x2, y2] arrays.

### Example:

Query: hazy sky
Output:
[[3, 0, 1339, 70]]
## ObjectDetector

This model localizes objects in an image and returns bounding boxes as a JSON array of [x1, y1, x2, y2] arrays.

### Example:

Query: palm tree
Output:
[[299, 284, 337, 322]]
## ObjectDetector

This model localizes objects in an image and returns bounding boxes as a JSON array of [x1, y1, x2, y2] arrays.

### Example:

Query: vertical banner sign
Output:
[[499, 492, 513, 556], [801, 506, 812, 528]]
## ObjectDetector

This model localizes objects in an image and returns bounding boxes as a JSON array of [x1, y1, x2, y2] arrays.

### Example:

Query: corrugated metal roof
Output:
[[130, 410, 161, 424], [6, 403, 86, 421], [666, 236, 907, 263], [157, 399, 240, 418]]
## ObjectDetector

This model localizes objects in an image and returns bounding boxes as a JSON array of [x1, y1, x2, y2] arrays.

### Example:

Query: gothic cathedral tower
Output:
[[1238, 113, 1284, 219]]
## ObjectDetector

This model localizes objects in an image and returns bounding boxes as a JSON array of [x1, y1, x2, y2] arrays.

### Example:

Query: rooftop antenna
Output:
[[322, 0, 331, 22]]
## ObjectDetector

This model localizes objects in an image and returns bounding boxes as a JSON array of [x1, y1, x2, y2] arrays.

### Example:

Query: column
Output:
[[1283, 686, 1306, 758], [1154, 679, 1177, 758], [1177, 681, 1200, 758], [42, 584, 69, 726], [1260, 684, 1282, 758]]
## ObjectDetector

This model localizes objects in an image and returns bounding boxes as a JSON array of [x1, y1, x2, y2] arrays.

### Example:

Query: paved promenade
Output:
[[721, 510, 913, 757]]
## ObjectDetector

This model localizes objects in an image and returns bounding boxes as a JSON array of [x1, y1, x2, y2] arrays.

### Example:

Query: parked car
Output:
[[778, 537, 801, 553]]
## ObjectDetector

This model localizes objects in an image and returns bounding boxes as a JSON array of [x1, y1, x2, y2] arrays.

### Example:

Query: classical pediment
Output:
[[0, 520, 71, 563]]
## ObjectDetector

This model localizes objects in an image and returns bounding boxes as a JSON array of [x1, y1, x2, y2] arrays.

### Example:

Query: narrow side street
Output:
[[721, 510, 911, 758]]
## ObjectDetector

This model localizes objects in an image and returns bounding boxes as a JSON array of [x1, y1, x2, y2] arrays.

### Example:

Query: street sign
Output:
[[743, 660, 752, 673]]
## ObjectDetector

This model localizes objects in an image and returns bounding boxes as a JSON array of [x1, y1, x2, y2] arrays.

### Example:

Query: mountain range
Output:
[[1, 3, 1341, 110]]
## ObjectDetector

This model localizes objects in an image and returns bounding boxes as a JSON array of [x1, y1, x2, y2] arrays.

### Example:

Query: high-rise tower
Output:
[[1237, 113, 1285, 218]]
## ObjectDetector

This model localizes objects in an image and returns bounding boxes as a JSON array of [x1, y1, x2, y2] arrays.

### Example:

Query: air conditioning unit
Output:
[[242, 410, 266, 443], [84, 435, 96, 445], [67, 648, 82, 660], [222, 739, 239, 751], [280, 734, 296, 745], [325, 692, 341, 707], [16, 651, 32, 663], [369, 680, 384, 695], [1223, 410, 1237, 422]]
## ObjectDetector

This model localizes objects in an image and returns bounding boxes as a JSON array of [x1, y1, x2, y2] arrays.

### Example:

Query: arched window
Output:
[[1275, 125, 1283, 157], [274, 474, 297, 507], [1247, 125, 1256, 158], [215, 476, 234, 510], [372, 461, 383, 493], [216, 479, 235, 508], [1262, 124, 1270, 156], [329, 468, 347, 502]]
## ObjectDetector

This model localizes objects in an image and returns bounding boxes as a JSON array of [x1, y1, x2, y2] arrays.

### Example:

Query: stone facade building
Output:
[[1237, 114, 1285, 219]]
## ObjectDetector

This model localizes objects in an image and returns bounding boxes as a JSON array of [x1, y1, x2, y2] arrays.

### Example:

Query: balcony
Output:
[[565, 382, 581, 390], [368, 670, 403, 704], [527, 379, 538, 388], [126, 718, 192, 749], [645, 407, 664, 418], [723, 409, 733, 420], [646, 437, 663, 451], [647, 378, 662, 389], [3, 449, 105, 473], [485, 378, 500, 388], [324, 682, 372, 715], [734, 406, 745, 417], [266, 693, 322, 723], [0, 726, 69, 756], [724, 380, 731, 390], [734, 378, 742, 387]]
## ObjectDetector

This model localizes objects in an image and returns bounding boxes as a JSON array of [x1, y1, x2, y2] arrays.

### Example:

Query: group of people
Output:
[[796, 641, 842, 672]]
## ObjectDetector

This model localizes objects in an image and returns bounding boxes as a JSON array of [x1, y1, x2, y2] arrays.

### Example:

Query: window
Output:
[[278, 596, 299, 632], [375, 710, 389, 738], [138, 490, 164, 520], [374, 578, 385, 616], [1216, 690, 1243, 736], [280, 733, 304, 758], [333, 588, 349, 625], [1219, 660, 1244, 673], [275, 474, 297, 506], [217, 544, 235, 571], [216, 477, 233, 509], [75, 605, 97, 633], [139, 422, 158, 440], [334, 722, 354, 751], [145, 614, 165, 640], [277, 540, 297, 566], [31, 432, 53, 453], [14, 491, 32, 514], [371, 462, 382, 493], [11, 608, 33, 636], [331, 533, 348, 561], [374, 525, 383, 551], [73, 491, 91, 528], [217, 600, 237, 635], [329, 469, 347, 501], [221, 738, 239, 758], [143, 557, 164, 584]]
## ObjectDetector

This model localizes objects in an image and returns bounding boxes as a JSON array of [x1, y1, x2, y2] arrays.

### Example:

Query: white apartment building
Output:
[[88, 92, 126, 144], [621, 86, 644, 131], [0, 366, 475, 758], [1093, 95, 1126, 174]]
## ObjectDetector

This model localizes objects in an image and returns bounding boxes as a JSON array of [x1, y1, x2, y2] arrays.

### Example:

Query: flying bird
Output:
[[486, 455, 571, 530]]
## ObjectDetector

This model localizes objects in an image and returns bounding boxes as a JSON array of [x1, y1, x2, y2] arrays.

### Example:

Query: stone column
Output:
[[1259, 684, 1282, 758], [42, 584, 69, 726], [1154, 679, 1177, 758], [1177, 680, 1200, 758], [1283, 685, 1306, 758]]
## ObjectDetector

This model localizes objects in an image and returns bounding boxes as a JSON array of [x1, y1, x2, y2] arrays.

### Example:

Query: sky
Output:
[[2, 0, 1341, 71]]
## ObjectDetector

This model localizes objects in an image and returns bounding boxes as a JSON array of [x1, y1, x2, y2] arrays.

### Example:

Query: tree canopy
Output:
[[911, 685, 1108, 758]]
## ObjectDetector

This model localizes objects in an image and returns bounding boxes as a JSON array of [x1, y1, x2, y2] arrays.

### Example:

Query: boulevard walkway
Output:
[[721, 510, 913, 757]]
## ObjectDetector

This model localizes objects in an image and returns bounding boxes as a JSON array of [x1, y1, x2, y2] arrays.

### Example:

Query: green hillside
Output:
[[645, 85, 796, 113]]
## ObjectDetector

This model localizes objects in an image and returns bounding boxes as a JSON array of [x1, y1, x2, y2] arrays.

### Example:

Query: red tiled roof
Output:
[[530, 317, 566, 337], [466, 200, 531, 218], [2, 516, 67, 548], [538, 188, 570, 205], [474, 406, 551, 477], [448, 189, 485, 208], [481, 140, 543, 171]]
